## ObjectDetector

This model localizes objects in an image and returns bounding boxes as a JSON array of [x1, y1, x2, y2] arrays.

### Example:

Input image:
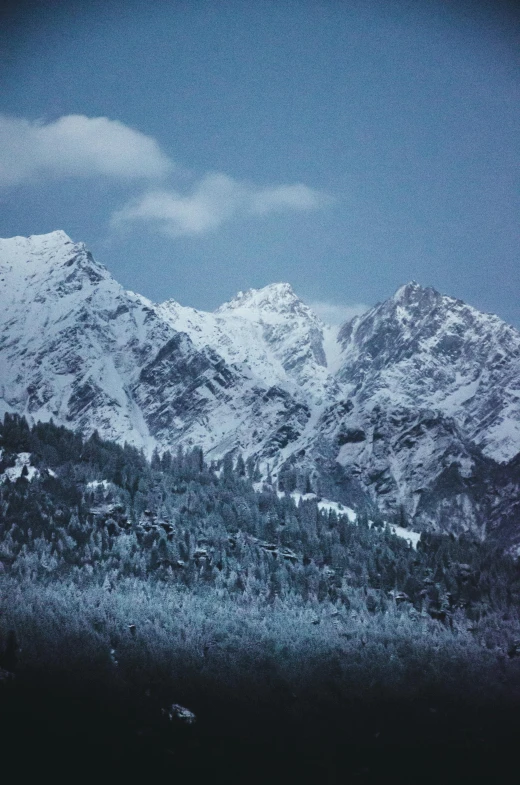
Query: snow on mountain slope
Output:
[[0, 232, 306, 458], [310, 400, 493, 534], [0, 231, 166, 448], [336, 282, 520, 463], [1, 231, 520, 541], [157, 283, 341, 403]]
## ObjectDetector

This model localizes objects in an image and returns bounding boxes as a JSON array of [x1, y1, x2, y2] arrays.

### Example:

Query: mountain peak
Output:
[[0, 229, 112, 307], [384, 281, 448, 316], [0, 229, 73, 250], [0, 229, 78, 275], [30, 229, 73, 244], [216, 282, 307, 319], [392, 281, 431, 300], [225, 282, 296, 302]]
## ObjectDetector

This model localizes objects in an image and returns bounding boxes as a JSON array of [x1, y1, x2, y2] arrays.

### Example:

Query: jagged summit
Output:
[[158, 279, 335, 400], [393, 280, 422, 295], [0, 229, 73, 267], [29, 229, 73, 243], [0, 228, 73, 247], [385, 281, 447, 314], [338, 281, 440, 342], [336, 273, 520, 464], [161, 283, 302, 315], [0, 229, 112, 309], [222, 281, 296, 303], [216, 282, 315, 322], [391, 280, 434, 303]]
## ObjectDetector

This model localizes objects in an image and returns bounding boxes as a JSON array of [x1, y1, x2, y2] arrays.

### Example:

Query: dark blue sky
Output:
[[1, 0, 518, 325]]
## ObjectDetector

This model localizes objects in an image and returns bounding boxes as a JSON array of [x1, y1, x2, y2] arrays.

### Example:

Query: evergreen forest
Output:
[[1, 413, 519, 782]]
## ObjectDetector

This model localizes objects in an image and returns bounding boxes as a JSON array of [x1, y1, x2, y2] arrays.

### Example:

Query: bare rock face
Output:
[[1, 231, 520, 540]]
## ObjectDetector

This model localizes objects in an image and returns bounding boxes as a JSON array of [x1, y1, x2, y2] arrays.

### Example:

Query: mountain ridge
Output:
[[1, 230, 519, 543]]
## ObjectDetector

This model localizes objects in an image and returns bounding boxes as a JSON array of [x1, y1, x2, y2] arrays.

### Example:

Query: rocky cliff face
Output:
[[1, 231, 519, 542]]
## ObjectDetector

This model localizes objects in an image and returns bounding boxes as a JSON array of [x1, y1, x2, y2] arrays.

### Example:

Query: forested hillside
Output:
[[1, 413, 520, 781]]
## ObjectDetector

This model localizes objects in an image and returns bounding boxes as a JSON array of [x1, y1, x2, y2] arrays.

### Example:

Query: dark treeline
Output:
[[1, 413, 520, 781]]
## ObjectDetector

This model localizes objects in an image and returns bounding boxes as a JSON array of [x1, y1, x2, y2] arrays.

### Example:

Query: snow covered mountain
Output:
[[336, 282, 520, 463], [307, 282, 520, 535], [157, 281, 341, 403], [1, 230, 520, 541], [0, 231, 307, 459]]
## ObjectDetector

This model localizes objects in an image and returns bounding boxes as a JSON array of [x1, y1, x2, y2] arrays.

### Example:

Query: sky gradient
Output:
[[0, 0, 518, 325]]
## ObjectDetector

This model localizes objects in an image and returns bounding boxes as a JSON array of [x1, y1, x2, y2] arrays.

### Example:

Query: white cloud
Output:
[[0, 114, 173, 185], [111, 173, 245, 236], [112, 174, 331, 236], [250, 183, 332, 214], [0, 113, 332, 236], [308, 300, 370, 325]]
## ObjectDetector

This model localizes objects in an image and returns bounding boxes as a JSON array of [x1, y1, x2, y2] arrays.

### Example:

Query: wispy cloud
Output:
[[111, 174, 331, 236], [111, 173, 245, 236], [250, 183, 332, 215], [0, 114, 173, 184], [0, 113, 332, 236], [308, 300, 370, 325]]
